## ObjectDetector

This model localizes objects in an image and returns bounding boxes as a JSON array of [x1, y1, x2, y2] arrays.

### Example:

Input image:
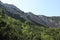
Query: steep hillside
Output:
[[1, 4, 60, 40], [0, 1, 58, 27]]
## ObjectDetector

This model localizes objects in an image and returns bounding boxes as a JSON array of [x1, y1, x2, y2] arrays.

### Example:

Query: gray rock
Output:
[[0, 1, 59, 27]]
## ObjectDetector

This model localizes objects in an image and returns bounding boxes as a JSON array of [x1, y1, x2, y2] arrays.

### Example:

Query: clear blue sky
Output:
[[1, 0, 60, 16]]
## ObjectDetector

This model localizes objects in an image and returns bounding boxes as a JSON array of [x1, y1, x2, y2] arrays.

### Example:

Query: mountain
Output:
[[0, 6, 60, 40], [0, 1, 60, 27], [1, 1, 60, 40], [1, 4, 60, 40]]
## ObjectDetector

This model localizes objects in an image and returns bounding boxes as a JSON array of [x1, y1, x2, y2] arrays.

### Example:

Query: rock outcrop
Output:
[[0, 1, 60, 27]]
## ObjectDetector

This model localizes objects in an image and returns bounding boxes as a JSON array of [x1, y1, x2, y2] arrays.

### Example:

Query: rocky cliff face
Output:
[[48, 16, 60, 27], [0, 1, 60, 27]]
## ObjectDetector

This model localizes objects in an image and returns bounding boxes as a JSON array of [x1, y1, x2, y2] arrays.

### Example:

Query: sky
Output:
[[0, 0, 60, 16]]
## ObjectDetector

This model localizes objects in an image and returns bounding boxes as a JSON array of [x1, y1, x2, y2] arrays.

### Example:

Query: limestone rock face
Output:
[[0, 1, 60, 27]]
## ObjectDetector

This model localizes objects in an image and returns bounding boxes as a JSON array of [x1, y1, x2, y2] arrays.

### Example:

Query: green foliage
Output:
[[0, 7, 60, 40]]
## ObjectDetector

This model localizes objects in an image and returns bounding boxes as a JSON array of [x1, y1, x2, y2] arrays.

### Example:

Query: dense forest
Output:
[[0, 7, 60, 40]]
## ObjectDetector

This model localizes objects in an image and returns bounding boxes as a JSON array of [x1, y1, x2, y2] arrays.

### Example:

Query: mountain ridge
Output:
[[0, 1, 60, 27]]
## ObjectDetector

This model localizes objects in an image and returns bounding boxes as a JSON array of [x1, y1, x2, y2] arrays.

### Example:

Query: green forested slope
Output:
[[0, 8, 60, 40]]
